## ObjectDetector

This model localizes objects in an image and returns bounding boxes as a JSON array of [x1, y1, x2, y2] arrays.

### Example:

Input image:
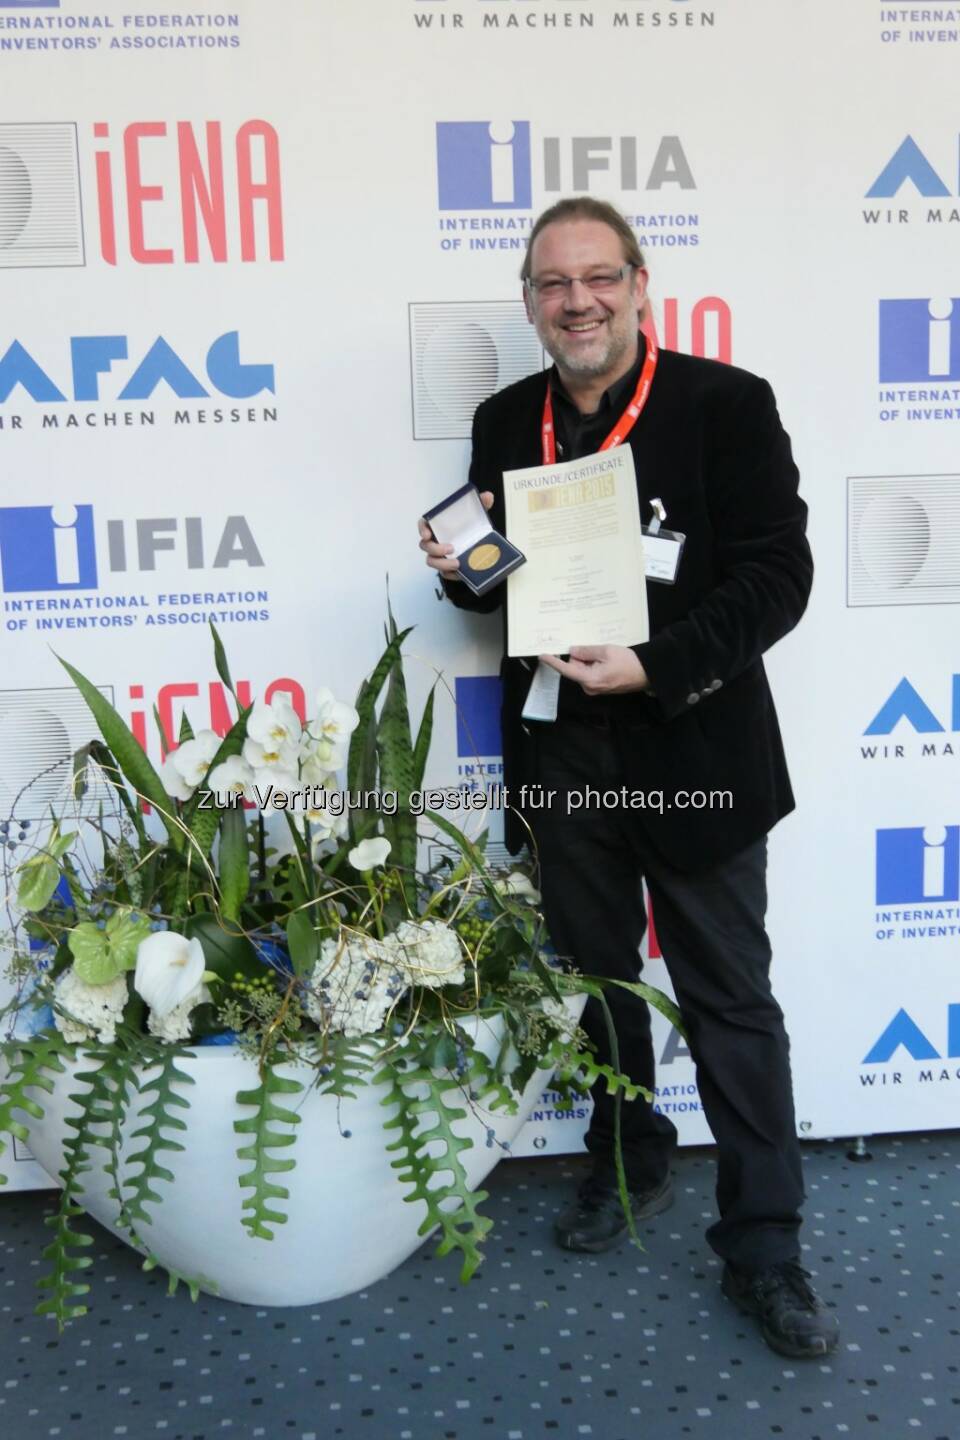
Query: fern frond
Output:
[[379, 1058, 493, 1281], [233, 1063, 302, 1240], [122, 1045, 194, 1230], [0, 1033, 72, 1184], [308, 1032, 376, 1100]]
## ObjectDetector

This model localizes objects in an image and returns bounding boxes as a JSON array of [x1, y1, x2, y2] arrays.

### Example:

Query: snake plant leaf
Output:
[[347, 625, 414, 797], [209, 622, 236, 700], [218, 806, 250, 923], [55, 654, 183, 852], [411, 681, 437, 792], [284, 909, 322, 979], [377, 653, 417, 876]]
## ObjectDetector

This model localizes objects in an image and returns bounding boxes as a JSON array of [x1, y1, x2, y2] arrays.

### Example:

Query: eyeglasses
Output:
[[525, 264, 634, 301]]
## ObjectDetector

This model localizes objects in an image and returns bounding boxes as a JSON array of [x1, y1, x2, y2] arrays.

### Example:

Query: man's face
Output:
[[523, 218, 647, 384]]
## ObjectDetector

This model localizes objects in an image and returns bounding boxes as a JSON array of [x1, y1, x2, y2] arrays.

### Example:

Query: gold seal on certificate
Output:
[[468, 542, 502, 572], [502, 446, 649, 658]]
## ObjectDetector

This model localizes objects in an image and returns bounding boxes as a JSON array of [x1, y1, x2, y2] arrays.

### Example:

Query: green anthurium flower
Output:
[[68, 907, 152, 986]]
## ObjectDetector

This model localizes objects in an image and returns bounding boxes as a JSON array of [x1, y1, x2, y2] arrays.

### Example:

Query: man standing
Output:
[[418, 197, 838, 1359]]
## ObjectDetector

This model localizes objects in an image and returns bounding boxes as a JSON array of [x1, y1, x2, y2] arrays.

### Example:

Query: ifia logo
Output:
[[879, 299, 960, 383]]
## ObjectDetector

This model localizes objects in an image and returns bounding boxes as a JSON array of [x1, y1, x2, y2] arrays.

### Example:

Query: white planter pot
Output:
[[23, 997, 585, 1307]]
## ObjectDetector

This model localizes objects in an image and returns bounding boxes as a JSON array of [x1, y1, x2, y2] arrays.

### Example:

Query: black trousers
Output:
[[530, 715, 805, 1271]]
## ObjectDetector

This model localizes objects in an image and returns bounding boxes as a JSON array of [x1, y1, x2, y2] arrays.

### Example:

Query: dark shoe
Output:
[[554, 1172, 673, 1253], [722, 1260, 840, 1359]]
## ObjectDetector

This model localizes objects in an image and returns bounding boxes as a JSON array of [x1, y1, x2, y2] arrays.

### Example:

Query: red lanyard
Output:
[[541, 336, 659, 466]]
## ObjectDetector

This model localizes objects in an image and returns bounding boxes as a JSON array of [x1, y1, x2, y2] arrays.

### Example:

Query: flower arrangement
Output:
[[0, 612, 681, 1328]]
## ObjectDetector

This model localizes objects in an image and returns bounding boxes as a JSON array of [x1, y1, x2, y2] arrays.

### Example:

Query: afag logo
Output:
[[865, 676, 960, 736], [0, 332, 275, 404], [862, 1005, 960, 1064], [875, 825, 960, 905], [879, 299, 960, 383], [867, 136, 955, 198], [864, 137, 960, 227]]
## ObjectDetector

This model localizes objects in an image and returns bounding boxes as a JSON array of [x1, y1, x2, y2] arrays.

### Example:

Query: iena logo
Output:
[[0, 120, 280, 269]]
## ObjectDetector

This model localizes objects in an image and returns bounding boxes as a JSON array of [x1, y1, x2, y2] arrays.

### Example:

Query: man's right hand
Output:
[[418, 491, 494, 581]]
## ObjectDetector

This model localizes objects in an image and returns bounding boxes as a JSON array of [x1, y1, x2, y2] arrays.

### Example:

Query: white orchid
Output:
[[242, 695, 302, 773], [169, 730, 221, 789], [206, 755, 256, 805], [299, 733, 347, 786], [309, 809, 349, 856], [160, 753, 194, 801], [307, 689, 359, 748], [494, 871, 542, 905], [348, 837, 391, 871], [253, 768, 302, 809], [134, 931, 206, 1019]]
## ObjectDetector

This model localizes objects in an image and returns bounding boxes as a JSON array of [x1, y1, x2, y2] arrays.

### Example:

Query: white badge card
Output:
[[521, 660, 561, 723], [642, 526, 685, 584]]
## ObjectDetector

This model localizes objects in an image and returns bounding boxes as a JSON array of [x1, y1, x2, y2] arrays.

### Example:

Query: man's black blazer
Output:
[[444, 344, 813, 872]]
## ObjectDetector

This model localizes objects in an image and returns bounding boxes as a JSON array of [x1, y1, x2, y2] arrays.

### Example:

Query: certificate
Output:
[[503, 446, 648, 658]]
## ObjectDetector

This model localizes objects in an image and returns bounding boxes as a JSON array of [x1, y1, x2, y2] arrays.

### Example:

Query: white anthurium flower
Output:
[[207, 755, 256, 805], [134, 931, 206, 1019], [170, 730, 221, 788], [494, 871, 542, 905], [348, 836, 391, 871], [160, 753, 195, 801], [307, 689, 359, 748]]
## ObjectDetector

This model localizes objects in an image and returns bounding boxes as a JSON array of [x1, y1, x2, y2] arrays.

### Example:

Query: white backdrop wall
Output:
[[1, 1, 957, 1188]]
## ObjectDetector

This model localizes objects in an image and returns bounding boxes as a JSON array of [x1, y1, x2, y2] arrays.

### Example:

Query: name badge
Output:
[[642, 526, 685, 585], [521, 660, 561, 723]]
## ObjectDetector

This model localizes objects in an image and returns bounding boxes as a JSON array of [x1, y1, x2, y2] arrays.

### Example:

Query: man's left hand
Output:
[[539, 645, 649, 696]]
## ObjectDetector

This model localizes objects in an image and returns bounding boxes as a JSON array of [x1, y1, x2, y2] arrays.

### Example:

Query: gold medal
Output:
[[468, 542, 501, 572]]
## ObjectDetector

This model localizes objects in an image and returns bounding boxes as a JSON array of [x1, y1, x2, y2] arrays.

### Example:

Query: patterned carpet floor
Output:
[[1, 1133, 958, 1440]]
